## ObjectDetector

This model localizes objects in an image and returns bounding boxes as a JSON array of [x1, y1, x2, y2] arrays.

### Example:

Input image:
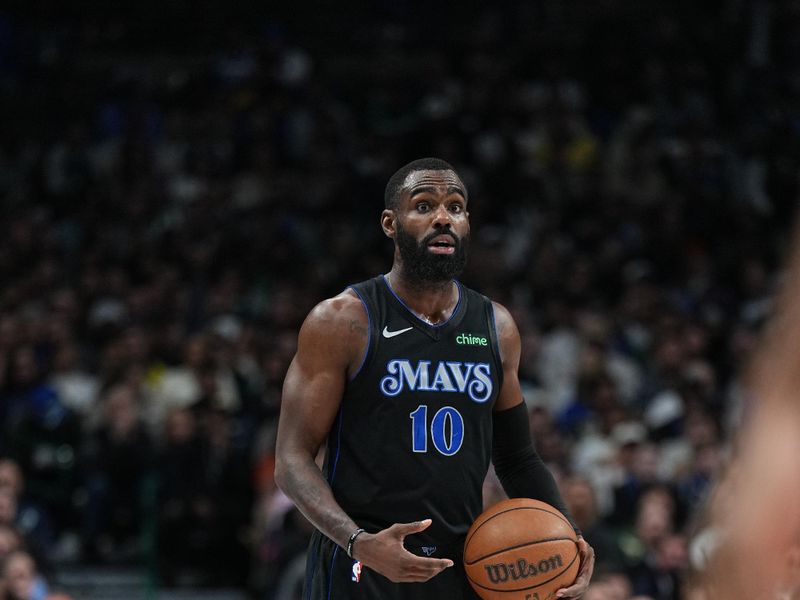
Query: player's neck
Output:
[[385, 269, 458, 325]]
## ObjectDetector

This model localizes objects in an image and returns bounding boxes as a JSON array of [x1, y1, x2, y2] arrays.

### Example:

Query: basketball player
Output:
[[275, 158, 595, 598], [698, 221, 800, 599]]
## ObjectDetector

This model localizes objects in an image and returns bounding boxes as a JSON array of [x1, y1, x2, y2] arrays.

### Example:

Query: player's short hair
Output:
[[384, 157, 462, 210]]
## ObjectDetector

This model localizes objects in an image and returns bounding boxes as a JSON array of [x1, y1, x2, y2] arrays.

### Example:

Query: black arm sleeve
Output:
[[492, 401, 581, 535]]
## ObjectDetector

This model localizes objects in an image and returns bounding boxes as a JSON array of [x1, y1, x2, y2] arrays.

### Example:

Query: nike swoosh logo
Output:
[[382, 326, 413, 338]]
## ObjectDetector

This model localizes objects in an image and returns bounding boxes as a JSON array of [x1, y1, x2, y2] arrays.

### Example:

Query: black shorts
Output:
[[303, 530, 481, 600]]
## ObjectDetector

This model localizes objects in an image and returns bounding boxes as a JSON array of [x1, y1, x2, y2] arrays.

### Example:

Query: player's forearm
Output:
[[274, 453, 358, 549], [492, 403, 580, 533], [493, 445, 578, 532]]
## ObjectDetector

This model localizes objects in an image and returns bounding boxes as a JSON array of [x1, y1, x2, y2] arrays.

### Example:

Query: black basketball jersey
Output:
[[323, 275, 504, 554]]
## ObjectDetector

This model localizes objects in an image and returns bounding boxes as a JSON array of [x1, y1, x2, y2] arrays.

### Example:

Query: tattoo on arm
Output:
[[349, 320, 368, 336], [496, 317, 507, 336], [281, 456, 355, 546]]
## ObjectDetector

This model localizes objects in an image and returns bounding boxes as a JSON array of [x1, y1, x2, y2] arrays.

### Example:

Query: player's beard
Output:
[[395, 220, 469, 285]]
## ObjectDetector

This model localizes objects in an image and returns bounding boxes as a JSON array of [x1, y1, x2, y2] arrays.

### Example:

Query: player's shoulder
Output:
[[294, 290, 368, 371], [302, 288, 368, 337], [489, 300, 519, 338]]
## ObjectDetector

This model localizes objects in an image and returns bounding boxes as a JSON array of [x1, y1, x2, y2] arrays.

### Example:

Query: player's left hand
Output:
[[555, 536, 594, 598]]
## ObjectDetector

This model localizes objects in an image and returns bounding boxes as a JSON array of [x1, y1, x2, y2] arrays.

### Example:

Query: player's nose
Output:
[[430, 204, 453, 227]]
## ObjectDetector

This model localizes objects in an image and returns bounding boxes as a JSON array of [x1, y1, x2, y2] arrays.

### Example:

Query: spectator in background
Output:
[[154, 401, 252, 586], [0, 524, 23, 570], [261, 508, 315, 600], [526, 400, 573, 475], [582, 569, 637, 600], [0, 462, 53, 571], [672, 410, 724, 510], [1, 348, 81, 549], [620, 485, 680, 573], [1, 550, 48, 600], [557, 371, 627, 439], [561, 476, 625, 572], [155, 407, 205, 585], [191, 407, 252, 585], [249, 411, 316, 596], [81, 383, 153, 563], [627, 533, 689, 600], [143, 333, 241, 439], [48, 342, 99, 423], [611, 438, 673, 528], [0, 522, 22, 600]]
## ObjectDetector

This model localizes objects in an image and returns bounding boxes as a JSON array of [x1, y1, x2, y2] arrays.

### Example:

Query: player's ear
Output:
[[381, 209, 396, 238]]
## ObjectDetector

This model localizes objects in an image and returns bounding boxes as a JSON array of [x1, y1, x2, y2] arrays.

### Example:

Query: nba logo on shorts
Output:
[[351, 560, 362, 582]]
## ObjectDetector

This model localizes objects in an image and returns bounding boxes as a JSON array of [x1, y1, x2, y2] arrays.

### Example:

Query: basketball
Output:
[[463, 498, 580, 600]]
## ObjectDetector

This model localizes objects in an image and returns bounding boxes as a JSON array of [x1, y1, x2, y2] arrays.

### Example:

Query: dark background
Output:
[[0, 1, 797, 598]]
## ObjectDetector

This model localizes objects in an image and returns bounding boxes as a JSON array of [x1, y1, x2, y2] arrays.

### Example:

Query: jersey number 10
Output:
[[409, 405, 464, 456]]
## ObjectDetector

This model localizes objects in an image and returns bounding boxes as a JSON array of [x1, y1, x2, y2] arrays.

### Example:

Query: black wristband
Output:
[[492, 402, 581, 535], [346, 527, 366, 558]]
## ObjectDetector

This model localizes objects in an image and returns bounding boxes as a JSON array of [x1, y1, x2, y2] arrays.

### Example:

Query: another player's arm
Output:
[[698, 222, 800, 597], [274, 291, 453, 583], [491, 302, 594, 598]]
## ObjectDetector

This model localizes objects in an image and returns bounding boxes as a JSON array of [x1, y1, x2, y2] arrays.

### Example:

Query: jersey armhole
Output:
[[485, 298, 505, 392], [347, 285, 376, 380]]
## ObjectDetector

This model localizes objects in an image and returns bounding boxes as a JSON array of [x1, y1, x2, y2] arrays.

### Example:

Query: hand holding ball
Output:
[[464, 498, 580, 600]]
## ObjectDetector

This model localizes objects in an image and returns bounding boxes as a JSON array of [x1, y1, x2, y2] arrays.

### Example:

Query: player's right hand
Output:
[[351, 518, 454, 582]]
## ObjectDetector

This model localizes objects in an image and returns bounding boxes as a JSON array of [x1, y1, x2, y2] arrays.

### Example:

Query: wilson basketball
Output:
[[463, 498, 580, 600]]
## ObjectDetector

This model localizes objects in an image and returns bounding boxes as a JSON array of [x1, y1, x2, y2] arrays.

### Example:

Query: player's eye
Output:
[[449, 203, 464, 213], [416, 202, 430, 213]]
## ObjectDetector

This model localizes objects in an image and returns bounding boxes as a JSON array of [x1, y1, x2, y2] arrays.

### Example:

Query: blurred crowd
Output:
[[0, 0, 798, 598]]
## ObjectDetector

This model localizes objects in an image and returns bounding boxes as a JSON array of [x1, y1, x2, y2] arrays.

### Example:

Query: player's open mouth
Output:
[[427, 235, 456, 254]]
